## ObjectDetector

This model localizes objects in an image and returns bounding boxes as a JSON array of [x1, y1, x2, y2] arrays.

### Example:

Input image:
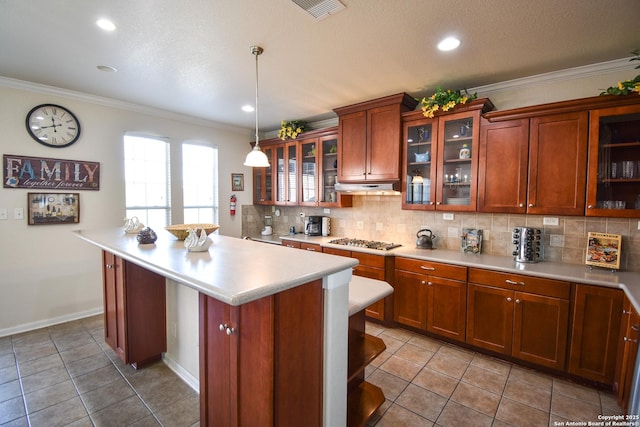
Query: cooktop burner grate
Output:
[[328, 237, 402, 251]]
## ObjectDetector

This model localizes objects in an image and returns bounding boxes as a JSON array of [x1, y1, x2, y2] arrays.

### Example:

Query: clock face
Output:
[[26, 104, 81, 147]]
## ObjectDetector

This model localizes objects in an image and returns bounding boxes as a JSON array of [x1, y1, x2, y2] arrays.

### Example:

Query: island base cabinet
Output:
[[568, 284, 623, 385], [102, 251, 166, 369], [616, 296, 640, 413], [199, 279, 324, 427]]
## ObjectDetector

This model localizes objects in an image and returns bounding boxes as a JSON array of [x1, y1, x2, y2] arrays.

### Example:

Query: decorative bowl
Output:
[[165, 224, 220, 240]]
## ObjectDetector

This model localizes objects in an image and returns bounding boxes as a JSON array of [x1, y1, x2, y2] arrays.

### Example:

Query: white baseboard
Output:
[[0, 307, 104, 338], [162, 353, 200, 393]]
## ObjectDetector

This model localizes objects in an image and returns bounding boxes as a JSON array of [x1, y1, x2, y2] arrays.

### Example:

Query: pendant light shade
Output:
[[244, 46, 270, 167]]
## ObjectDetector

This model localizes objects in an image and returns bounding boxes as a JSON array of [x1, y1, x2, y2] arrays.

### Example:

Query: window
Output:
[[124, 134, 171, 227], [182, 143, 219, 225]]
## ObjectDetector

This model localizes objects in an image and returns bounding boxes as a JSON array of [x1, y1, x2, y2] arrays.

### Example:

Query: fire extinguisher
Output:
[[230, 194, 237, 216]]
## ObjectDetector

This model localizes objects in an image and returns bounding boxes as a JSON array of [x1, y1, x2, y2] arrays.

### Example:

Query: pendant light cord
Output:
[[251, 46, 263, 148]]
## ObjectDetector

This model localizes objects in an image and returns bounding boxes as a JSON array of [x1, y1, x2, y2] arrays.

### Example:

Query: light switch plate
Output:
[[14, 207, 24, 220], [543, 217, 559, 226], [0, 208, 7, 220], [442, 213, 454, 220]]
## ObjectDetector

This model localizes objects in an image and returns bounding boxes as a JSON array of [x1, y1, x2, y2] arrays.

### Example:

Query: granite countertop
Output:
[[248, 233, 640, 312], [74, 228, 357, 306]]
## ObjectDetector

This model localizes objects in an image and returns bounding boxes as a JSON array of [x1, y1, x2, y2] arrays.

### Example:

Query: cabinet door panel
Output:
[[568, 284, 623, 384], [102, 251, 117, 351], [354, 265, 386, 320], [512, 292, 568, 370], [427, 277, 466, 342], [477, 118, 529, 213], [338, 111, 367, 181], [528, 112, 588, 215], [466, 284, 513, 355], [368, 104, 401, 181], [393, 270, 428, 330]]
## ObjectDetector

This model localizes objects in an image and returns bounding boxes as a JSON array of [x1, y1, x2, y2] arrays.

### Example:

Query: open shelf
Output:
[[347, 381, 385, 427]]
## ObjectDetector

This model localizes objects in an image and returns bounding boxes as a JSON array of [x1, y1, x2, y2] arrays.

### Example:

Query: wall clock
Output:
[[25, 104, 81, 148]]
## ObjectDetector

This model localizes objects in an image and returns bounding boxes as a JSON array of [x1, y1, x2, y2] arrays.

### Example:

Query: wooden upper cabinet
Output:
[[477, 118, 529, 213], [335, 93, 418, 183], [527, 111, 589, 215]]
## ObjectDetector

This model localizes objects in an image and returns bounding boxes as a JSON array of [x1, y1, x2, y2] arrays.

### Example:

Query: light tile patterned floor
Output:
[[0, 316, 624, 426], [364, 322, 623, 427]]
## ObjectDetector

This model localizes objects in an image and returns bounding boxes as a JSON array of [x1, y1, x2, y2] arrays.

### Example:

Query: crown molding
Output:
[[470, 57, 635, 95], [0, 76, 248, 134]]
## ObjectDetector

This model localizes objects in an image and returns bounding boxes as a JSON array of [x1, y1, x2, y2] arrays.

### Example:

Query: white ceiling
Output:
[[1, 0, 639, 132]]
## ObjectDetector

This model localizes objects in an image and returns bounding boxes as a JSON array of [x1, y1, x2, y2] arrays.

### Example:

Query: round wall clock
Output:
[[25, 104, 81, 147]]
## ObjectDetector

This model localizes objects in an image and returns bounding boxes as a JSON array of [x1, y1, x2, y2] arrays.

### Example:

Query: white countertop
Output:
[[349, 276, 393, 316], [250, 233, 640, 312], [74, 228, 358, 306]]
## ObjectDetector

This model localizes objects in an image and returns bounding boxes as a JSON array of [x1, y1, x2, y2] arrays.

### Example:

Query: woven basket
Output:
[[165, 224, 220, 240]]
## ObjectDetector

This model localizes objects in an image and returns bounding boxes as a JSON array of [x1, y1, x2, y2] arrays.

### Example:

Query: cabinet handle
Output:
[[420, 266, 436, 271], [305, 247, 316, 251], [632, 325, 639, 332], [623, 309, 630, 315], [436, 202, 441, 205], [528, 203, 534, 208], [588, 205, 594, 209], [624, 337, 638, 343], [105, 264, 114, 269], [515, 299, 521, 304], [506, 297, 512, 302], [427, 281, 433, 286], [219, 323, 236, 335], [519, 203, 524, 208], [505, 279, 525, 286]]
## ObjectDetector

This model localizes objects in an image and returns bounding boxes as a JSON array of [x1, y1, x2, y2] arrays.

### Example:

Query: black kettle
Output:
[[416, 229, 436, 249]]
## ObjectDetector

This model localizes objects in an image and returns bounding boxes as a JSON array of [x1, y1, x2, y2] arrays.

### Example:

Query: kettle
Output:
[[416, 229, 436, 249]]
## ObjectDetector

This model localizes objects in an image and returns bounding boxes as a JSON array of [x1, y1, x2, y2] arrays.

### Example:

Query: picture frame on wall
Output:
[[27, 192, 80, 225], [231, 173, 244, 191], [585, 232, 621, 270]]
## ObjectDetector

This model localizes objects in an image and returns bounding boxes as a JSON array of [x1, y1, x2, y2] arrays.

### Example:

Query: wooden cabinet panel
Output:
[[394, 257, 467, 281], [199, 280, 323, 427], [512, 291, 568, 369], [300, 242, 321, 252], [569, 284, 623, 385], [367, 104, 402, 181], [527, 112, 588, 215], [102, 251, 166, 369], [466, 284, 514, 355], [616, 297, 640, 413], [477, 118, 529, 213], [338, 111, 368, 182], [468, 269, 570, 299], [281, 239, 301, 249], [427, 276, 467, 342], [393, 270, 428, 330]]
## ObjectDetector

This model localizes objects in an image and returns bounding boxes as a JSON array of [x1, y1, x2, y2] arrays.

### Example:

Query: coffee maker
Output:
[[261, 215, 273, 236], [306, 216, 323, 236]]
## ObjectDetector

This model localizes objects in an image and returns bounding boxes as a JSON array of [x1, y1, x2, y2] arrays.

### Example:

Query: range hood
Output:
[[334, 181, 400, 195]]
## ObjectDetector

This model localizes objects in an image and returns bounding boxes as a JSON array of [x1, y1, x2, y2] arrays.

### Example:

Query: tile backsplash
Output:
[[242, 195, 640, 271]]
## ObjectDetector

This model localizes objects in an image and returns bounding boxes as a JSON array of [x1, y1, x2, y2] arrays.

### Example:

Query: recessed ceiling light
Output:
[[96, 18, 116, 31], [242, 105, 255, 112], [437, 37, 460, 51], [97, 65, 117, 72]]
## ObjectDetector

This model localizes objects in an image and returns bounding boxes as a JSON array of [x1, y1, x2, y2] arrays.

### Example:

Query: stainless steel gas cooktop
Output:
[[328, 237, 402, 251]]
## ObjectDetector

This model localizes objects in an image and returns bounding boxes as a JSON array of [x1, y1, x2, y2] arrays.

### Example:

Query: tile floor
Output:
[[0, 315, 624, 427]]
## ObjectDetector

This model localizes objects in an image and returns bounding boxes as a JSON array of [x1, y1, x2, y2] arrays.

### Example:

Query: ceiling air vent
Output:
[[291, 0, 345, 20]]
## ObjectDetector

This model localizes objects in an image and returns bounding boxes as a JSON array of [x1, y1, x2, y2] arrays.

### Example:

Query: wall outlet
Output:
[[323, 208, 331, 214], [543, 217, 559, 226], [170, 322, 177, 338], [14, 208, 24, 220], [356, 221, 364, 229], [442, 213, 454, 220], [0, 208, 7, 220]]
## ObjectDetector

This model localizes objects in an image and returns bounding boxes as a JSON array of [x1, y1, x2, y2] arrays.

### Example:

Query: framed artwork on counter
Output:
[[27, 192, 79, 225], [231, 173, 244, 191]]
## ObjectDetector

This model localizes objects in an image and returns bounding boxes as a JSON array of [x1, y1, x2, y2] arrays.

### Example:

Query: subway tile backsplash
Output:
[[242, 195, 640, 272]]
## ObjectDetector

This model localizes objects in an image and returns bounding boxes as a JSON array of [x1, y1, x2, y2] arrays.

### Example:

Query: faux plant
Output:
[[600, 49, 640, 96], [277, 120, 307, 140], [419, 87, 477, 118]]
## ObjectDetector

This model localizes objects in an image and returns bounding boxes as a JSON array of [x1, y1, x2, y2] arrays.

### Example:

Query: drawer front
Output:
[[354, 264, 385, 280], [468, 268, 570, 299], [323, 247, 351, 257], [352, 252, 386, 268], [395, 257, 467, 281], [281, 239, 301, 249], [300, 242, 321, 252]]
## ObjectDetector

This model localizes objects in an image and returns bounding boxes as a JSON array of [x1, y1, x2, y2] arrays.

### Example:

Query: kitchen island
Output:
[[74, 228, 359, 427]]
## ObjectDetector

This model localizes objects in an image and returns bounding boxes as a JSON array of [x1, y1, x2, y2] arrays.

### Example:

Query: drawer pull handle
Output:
[[219, 323, 235, 335], [105, 264, 114, 269], [305, 247, 316, 251], [420, 266, 436, 271], [515, 299, 521, 304], [506, 297, 512, 302], [427, 281, 433, 286], [505, 279, 525, 286], [632, 325, 639, 332], [624, 337, 638, 343]]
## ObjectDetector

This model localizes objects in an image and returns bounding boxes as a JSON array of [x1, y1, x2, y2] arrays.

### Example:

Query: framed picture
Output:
[[231, 173, 244, 191], [461, 228, 483, 254], [586, 232, 621, 270], [27, 192, 79, 225]]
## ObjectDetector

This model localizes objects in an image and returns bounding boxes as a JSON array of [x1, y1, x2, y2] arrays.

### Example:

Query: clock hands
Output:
[[39, 118, 62, 132]]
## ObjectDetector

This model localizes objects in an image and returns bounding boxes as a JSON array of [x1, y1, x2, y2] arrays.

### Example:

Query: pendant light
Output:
[[243, 46, 270, 167]]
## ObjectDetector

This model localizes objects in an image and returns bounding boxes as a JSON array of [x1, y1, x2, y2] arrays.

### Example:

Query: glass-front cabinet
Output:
[[253, 145, 274, 204], [403, 104, 485, 211], [274, 142, 298, 205], [299, 139, 318, 205], [587, 104, 640, 217], [320, 135, 340, 205]]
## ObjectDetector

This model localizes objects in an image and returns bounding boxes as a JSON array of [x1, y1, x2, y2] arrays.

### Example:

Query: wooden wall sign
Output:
[[3, 154, 100, 190]]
